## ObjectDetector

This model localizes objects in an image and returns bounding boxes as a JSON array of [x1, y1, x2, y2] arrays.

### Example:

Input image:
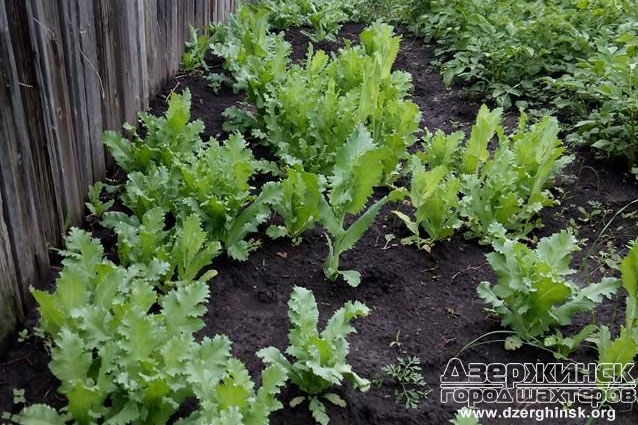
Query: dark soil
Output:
[[2, 24, 637, 425]]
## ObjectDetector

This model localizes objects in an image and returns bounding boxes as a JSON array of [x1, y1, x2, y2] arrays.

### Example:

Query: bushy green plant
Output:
[[477, 230, 620, 343], [85, 181, 115, 218], [103, 90, 204, 174], [397, 106, 570, 245], [101, 210, 220, 288], [174, 343, 288, 425], [257, 22, 420, 178], [103, 90, 274, 260], [181, 24, 216, 72], [31, 229, 213, 424], [394, 161, 461, 248], [596, 240, 638, 389], [412, 0, 635, 109], [24, 228, 287, 425], [457, 109, 570, 240], [258, 287, 370, 425], [268, 126, 406, 286], [255, 0, 350, 41], [554, 33, 638, 171], [209, 5, 291, 107]]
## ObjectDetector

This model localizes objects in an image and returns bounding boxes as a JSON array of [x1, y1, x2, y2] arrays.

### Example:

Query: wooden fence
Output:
[[0, 0, 235, 351]]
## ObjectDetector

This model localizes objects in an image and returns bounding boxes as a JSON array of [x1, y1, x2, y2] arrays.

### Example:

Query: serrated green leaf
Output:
[[323, 393, 346, 407], [167, 90, 191, 134], [17, 405, 66, 425], [461, 105, 502, 175], [161, 281, 209, 334], [338, 270, 361, 287], [49, 329, 93, 388], [290, 396, 306, 408], [504, 335, 523, 351], [308, 397, 329, 425]]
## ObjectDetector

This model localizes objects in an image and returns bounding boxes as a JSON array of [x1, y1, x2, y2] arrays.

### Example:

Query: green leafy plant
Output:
[[181, 24, 215, 72], [103, 90, 204, 174], [209, 5, 291, 107], [399, 106, 570, 245], [102, 209, 220, 288], [353, 0, 414, 24], [103, 90, 274, 261], [478, 230, 620, 343], [266, 165, 323, 245], [268, 126, 406, 286], [256, 0, 350, 42], [173, 340, 288, 425], [543, 324, 598, 360], [554, 33, 638, 171], [382, 357, 430, 409], [596, 239, 638, 390], [85, 182, 115, 218], [30, 228, 215, 424], [257, 22, 419, 178], [258, 287, 370, 425], [457, 107, 570, 240], [412, 0, 635, 110], [394, 161, 461, 248], [26, 228, 286, 425]]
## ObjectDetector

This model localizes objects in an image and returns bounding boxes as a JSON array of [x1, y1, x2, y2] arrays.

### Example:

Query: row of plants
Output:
[[184, 3, 576, 282], [7, 92, 373, 425], [184, 0, 638, 416], [401, 0, 638, 175], [6, 2, 637, 425]]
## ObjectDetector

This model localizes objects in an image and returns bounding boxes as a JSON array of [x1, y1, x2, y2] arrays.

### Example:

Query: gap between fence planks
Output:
[[0, 0, 234, 352]]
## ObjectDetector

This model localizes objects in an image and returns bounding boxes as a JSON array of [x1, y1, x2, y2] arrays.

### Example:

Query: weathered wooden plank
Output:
[[4, 0, 63, 245], [0, 2, 22, 347], [136, 0, 150, 110], [77, 0, 106, 180], [113, 1, 144, 124], [93, 0, 122, 131], [28, 0, 85, 223], [143, 0, 159, 94], [58, 0, 93, 191], [168, 0, 178, 76], [0, 0, 49, 345], [0, 191, 20, 352]]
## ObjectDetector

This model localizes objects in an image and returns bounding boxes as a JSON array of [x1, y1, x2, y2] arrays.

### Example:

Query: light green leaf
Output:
[[17, 405, 66, 425], [323, 393, 346, 407]]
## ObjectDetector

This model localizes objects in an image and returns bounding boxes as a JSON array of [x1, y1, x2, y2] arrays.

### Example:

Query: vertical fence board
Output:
[[77, 0, 106, 179], [0, 192, 20, 353], [28, 0, 85, 224], [0, 0, 232, 351], [93, 0, 121, 131], [4, 0, 62, 245], [0, 0, 49, 349]]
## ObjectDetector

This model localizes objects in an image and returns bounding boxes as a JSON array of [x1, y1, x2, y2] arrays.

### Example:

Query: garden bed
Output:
[[1, 23, 637, 425]]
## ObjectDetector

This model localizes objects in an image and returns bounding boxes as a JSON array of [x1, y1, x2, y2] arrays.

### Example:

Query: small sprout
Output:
[[383, 233, 397, 250], [446, 307, 460, 318], [389, 330, 402, 349], [382, 356, 431, 409], [12, 389, 26, 406], [85, 182, 115, 218], [504, 335, 523, 351], [17, 329, 29, 343]]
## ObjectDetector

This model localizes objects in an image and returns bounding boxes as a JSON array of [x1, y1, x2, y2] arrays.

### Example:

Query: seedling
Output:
[[258, 287, 370, 424], [382, 356, 431, 409]]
